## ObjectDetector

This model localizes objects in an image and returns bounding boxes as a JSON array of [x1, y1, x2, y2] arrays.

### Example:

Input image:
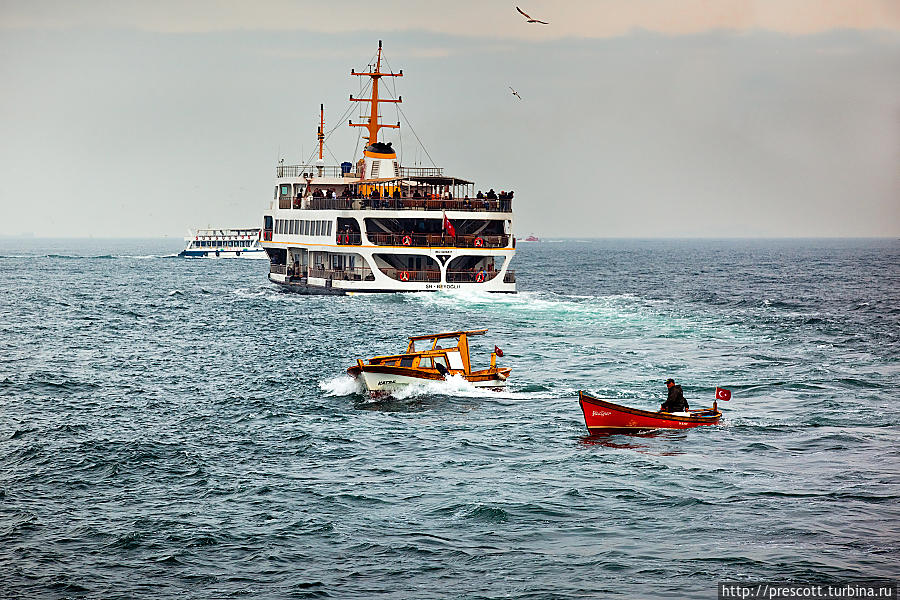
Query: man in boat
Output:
[[660, 378, 689, 413]]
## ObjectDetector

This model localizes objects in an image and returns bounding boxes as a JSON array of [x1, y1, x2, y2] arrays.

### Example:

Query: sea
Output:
[[1, 238, 898, 599]]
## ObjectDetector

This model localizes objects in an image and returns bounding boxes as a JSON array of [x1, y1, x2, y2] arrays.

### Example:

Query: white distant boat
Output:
[[259, 41, 517, 294], [178, 228, 266, 259]]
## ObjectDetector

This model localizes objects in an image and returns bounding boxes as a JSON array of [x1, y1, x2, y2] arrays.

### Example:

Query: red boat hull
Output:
[[579, 392, 721, 434]]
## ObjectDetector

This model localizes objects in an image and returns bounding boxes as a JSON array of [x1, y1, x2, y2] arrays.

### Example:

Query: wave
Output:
[[46, 254, 117, 259], [319, 374, 364, 396]]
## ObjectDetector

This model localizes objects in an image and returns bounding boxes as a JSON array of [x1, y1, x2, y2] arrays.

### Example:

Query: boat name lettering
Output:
[[425, 284, 461, 290], [592, 411, 612, 417]]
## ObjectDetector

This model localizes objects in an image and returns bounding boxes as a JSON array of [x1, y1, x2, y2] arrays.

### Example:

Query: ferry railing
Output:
[[335, 233, 363, 246], [303, 197, 512, 213], [308, 267, 374, 281], [366, 233, 510, 248], [377, 268, 441, 283], [445, 270, 501, 283], [262, 230, 273, 241], [277, 164, 347, 178], [503, 270, 516, 283], [270, 264, 287, 275], [398, 166, 444, 177]]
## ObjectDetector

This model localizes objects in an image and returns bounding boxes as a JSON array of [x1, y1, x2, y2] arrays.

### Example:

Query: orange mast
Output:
[[318, 103, 324, 160], [349, 40, 402, 145]]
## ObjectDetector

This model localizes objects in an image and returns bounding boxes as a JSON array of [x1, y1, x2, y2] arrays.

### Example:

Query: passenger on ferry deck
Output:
[[393, 189, 401, 199], [331, 189, 337, 199], [476, 190, 484, 199], [486, 188, 497, 199], [413, 190, 422, 198], [371, 188, 380, 199]]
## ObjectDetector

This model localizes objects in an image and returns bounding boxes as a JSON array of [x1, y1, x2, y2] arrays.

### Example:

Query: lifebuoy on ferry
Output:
[[399, 271, 410, 282], [475, 271, 486, 283], [474, 237, 485, 248], [343, 233, 350, 244], [402, 235, 412, 246]]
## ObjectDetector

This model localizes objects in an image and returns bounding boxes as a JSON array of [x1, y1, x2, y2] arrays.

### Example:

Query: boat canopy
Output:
[[407, 329, 487, 341]]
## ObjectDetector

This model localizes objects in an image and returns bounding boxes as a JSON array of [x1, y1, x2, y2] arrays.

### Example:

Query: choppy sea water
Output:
[[1, 238, 898, 599]]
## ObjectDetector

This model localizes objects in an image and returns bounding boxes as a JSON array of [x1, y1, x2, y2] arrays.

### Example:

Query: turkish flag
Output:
[[715, 387, 732, 401], [494, 345, 504, 357], [443, 212, 456, 237]]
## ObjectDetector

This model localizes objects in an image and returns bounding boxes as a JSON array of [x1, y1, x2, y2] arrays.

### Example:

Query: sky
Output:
[[1, 0, 898, 238]]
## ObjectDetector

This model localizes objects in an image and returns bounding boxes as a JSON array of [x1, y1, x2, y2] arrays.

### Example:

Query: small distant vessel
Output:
[[578, 391, 722, 434], [178, 228, 266, 259], [523, 235, 540, 242], [347, 329, 511, 393]]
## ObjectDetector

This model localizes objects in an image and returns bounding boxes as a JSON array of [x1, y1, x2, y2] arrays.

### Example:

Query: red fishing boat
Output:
[[578, 391, 722, 434]]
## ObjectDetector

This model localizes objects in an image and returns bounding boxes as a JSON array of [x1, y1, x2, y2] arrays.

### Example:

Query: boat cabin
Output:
[[359, 329, 491, 375]]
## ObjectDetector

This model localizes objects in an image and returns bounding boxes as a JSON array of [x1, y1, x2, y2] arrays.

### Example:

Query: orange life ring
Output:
[[474, 237, 485, 248], [402, 235, 412, 246], [475, 271, 486, 283], [399, 271, 410, 282]]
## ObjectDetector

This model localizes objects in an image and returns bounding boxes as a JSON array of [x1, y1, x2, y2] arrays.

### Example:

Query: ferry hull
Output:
[[579, 392, 721, 434], [179, 249, 267, 259], [268, 273, 515, 295]]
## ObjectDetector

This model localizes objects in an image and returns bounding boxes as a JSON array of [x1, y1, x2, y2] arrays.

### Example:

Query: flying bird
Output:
[[509, 87, 522, 100], [516, 6, 549, 24]]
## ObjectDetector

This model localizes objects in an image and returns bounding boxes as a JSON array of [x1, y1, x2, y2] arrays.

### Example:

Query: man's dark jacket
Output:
[[662, 384, 689, 412]]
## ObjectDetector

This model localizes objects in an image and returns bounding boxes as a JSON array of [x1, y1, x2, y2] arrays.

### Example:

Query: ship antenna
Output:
[[349, 40, 403, 146]]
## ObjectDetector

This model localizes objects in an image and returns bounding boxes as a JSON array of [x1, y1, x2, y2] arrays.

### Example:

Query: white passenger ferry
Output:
[[178, 228, 266, 259], [261, 41, 516, 294]]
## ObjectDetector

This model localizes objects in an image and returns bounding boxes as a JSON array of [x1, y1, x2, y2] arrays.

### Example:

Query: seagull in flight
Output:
[[516, 6, 549, 24], [509, 87, 522, 100]]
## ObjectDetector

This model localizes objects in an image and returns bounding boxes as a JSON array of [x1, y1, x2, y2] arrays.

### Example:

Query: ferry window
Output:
[[293, 220, 299, 235], [386, 360, 398, 366], [303, 221, 309, 235], [280, 185, 289, 196], [326, 222, 332, 236], [314, 221, 321, 236], [399, 357, 414, 368], [433, 356, 447, 370], [419, 357, 433, 369]]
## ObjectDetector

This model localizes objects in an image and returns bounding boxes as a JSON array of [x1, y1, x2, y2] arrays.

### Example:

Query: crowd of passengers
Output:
[[300, 187, 513, 210]]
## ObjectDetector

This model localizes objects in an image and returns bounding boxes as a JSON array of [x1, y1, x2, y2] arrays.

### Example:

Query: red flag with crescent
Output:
[[494, 345, 504, 357], [443, 211, 456, 237], [715, 387, 732, 401]]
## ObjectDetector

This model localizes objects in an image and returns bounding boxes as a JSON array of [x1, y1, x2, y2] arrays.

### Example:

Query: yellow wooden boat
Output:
[[347, 329, 510, 393]]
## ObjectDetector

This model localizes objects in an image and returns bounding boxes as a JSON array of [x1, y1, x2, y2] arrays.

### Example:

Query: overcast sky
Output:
[[1, 0, 898, 238]]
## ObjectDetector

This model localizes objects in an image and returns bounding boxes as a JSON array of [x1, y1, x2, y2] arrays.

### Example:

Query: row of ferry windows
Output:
[[275, 219, 332, 237], [192, 240, 254, 248]]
